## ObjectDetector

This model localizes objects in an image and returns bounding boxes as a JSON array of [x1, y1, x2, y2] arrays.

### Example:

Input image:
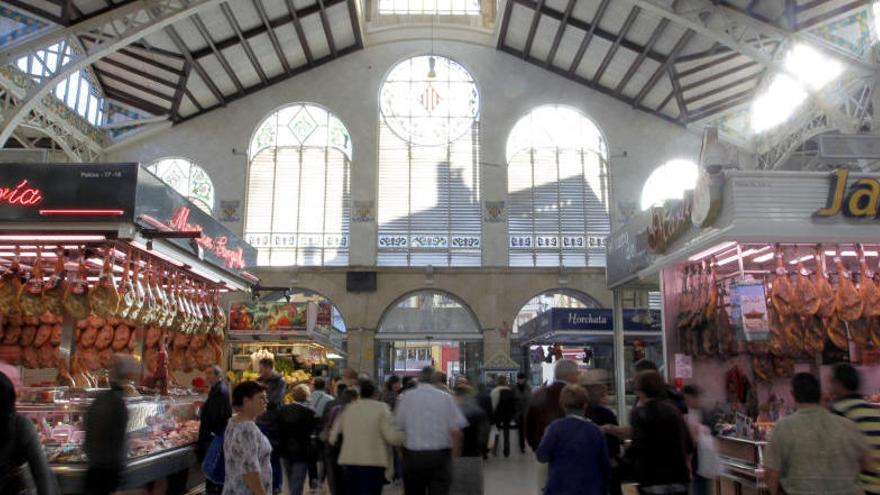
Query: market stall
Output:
[[227, 299, 345, 386], [0, 163, 258, 493], [607, 169, 880, 495]]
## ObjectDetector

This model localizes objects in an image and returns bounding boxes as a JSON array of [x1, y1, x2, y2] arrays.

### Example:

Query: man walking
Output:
[[395, 366, 468, 495], [765, 373, 869, 495], [308, 377, 334, 492], [830, 364, 880, 495], [512, 372, 531, 454], [490, 375, 516, 458], [197, 365, 232, 495]]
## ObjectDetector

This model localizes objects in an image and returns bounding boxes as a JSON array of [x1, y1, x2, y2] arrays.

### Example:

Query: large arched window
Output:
[[146, 157, 215, 214], [640, 159, 698, 210], [245, 103, 352, 266], [378, 290, 481, 337], [377, 56, 481, 267], [507, 105, 609, 267]]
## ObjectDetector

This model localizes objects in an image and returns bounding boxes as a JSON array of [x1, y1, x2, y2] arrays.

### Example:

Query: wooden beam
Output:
[[253, 0, 291, 73], [170, 62, 191, 122], [798, 0, 864, 30], [496, 0, 514, 49], [676, 52, 742, 79], [104, 88, 169, 116], [191, 13, 245, 95], [683, 71, 763, 106], [633, 30, 694, 106], [219, 2, 268, 85], [285, 0, 313, 64], [687, 92, 752, 122], [81, 36, 185, 75], [522, 0, 545, 59], [316, 0, 337, 57], [97, 56, 179, 89], [668, 67, 687, 121], [568, 0, 612, 75], [175, 45, 361, 125], [679, 61, 759, 92], [94, 68, 175, 102], [70, 0, 139, 25], [346, 0, 363, 49], [165, 26, 226, 106], [5, 0, 64, 25], [498, 44, 683, 127], [184, 87, 204, 113], [545, 0, 576, 67], [593, 6, 640, 83], [615, 17, 668, 96], [676, 44, 731, 63]]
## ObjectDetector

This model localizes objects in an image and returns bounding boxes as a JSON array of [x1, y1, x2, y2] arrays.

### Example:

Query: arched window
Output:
[[146, 157, 215, 214], [507, 105, 609, 267], [378, 290, 481, 337], [245, 103, 352, 266], [640, 159, 698, 210], [377, 56, 481, 267]]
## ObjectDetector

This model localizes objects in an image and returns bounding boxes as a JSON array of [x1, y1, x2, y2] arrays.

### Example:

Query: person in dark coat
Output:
[[278, 384, 317, 495], [0, 371, 57, 495], [197, 365, 232, 495], [622, 371, 693, 495], [512, 372, 532, 454], [84, 355, 138, 495], [257, 357, 287, 493], [584, 383, 622, 495], [536, 384, 610, 495], [525, 359, 580, 451], [451, 384, 490, 495]]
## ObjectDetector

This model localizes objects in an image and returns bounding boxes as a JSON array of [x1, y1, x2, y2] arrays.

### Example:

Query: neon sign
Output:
[[0, 180, 43, 206], [167, 206, 246, 270]]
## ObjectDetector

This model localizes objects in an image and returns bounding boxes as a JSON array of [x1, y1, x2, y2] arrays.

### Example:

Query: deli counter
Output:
[[18, 387, 203, 494]]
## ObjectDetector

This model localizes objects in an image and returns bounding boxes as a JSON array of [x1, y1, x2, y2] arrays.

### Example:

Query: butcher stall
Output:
[[0, 163, 258, 493], [606, 169, 880, 495]]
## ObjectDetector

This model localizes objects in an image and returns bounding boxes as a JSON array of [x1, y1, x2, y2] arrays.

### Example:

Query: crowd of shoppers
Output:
[[1, 353, 877, 495]]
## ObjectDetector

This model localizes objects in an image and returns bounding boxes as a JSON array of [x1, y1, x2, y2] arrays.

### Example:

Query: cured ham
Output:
[[90, 252, 120, 318], [63, 260, 90, 320], [43, 251, 66, 316], [794, 256, 820, 317], [0, 248, 22, 316], [34, 324, 51, 347], [117, 253, 136, 319], [112, 324, 130, 351], [834, 255, 863, 321], [94, 324, 114, 350], [814, 248, 836, 319], [20, 326, 36, 346], [858, 247, 880, 317], [19, 251, 45, 318], [770, 248, 796, 317]]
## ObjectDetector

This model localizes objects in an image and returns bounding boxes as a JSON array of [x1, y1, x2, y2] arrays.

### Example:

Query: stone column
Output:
[[345, 328, 376, 376]]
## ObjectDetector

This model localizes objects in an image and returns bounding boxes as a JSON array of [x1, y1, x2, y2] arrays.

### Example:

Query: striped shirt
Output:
[[395, 384, 468, 451], [832, 396, 880, 495]]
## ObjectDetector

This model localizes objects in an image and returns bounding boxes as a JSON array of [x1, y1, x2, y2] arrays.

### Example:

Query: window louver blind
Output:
[[377, 56, 481, 267], [245, 105, 351, 266], [507, 107, 610, 267]]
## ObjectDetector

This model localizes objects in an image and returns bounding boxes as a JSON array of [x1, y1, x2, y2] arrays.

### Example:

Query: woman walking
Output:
[[224, 381, 273, 495], [0, 371, 57, 495]]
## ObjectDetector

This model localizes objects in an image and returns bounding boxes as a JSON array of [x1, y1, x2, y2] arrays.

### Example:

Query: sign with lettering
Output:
[[136, 167, 257, 276], [0, 163, 137, 222], [606, 212, 653, 288], [229, 301, 308, 331], [731, 281, 770, 341], [813, 168, 880, 219], [647, 191, 694, 253], [551, 309, 614, 331]]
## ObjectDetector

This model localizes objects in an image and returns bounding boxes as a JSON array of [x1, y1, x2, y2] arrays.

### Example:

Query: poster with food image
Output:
[[229, 302, 307, 331], [732, 281, 770, 341]]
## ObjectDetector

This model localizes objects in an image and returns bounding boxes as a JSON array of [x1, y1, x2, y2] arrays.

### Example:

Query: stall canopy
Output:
[[0, 163, 258, 290], [518, 308, 660, 345]]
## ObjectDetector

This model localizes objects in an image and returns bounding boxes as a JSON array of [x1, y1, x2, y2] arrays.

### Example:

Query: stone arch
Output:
[[376, 289, 482, 339]]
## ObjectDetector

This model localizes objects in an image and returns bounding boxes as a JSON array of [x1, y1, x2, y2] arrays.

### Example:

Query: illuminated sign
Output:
[[814, 168, 880, 219], [0, 180, 43, 206], [168, 206, 246, 270]]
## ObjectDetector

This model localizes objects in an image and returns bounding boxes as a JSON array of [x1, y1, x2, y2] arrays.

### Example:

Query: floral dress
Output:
[[222, 418, 273, 495]]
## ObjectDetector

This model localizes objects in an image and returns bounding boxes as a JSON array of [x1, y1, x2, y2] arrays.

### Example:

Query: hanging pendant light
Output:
[[427, 13, 437, 79]]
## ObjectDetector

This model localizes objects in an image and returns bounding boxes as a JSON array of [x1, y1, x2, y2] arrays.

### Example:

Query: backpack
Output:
[[495, 388, 516, 424]]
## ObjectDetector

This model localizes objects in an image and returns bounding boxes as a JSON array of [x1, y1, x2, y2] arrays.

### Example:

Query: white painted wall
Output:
[[106, 39, 701, 267]]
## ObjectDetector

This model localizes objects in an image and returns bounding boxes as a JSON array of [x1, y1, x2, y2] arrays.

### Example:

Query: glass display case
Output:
[[17, 387, 203, 494]]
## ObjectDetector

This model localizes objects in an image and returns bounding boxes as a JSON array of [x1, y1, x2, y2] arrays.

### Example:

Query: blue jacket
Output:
[[536, 415, 610, 495]]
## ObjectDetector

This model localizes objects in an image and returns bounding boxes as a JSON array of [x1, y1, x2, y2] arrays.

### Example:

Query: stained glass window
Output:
[[146, 157, 215, 214], [378, 56, 481, 266], [245, 103, 352, 267], [507, 105, 610, 267], [640, 159, 698, 210]]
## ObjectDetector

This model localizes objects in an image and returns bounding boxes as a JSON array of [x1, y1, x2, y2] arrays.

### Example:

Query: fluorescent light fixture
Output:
[[0, 235, 105, 242], [751, 74, 808, 133], [688, 241, 737, 262], [784, 44, 843, 91], [753, 252, 775, 263], [327, 353, 344, 359], [718, 249, 761, 266], [789, 254, 815, 265]]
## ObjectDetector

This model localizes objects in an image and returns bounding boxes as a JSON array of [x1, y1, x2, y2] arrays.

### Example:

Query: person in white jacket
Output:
[[329, 380, 405, 495]]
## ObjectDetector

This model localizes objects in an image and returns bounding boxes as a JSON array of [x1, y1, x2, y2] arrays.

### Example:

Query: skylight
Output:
[[874, 2, 880, 41], [750, 44, 843, 133], [378, 0, 481, 15]]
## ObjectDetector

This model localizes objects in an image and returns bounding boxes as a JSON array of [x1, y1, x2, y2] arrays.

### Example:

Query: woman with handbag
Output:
[[0, 371, 57, 495]]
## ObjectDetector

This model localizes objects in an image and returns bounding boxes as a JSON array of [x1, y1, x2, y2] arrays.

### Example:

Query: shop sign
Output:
[[647, 192, 693, 253], [228, 302, 308, 332], [622, 309, 662, 332], [0, 163, 137, 222], [606, 213, 653, 288], [674, 353, 692, 379], [551, 308, 614, 331], [814, 168, 880, 219], [136, 168, 257, 275], [731, 281, 770, 341]]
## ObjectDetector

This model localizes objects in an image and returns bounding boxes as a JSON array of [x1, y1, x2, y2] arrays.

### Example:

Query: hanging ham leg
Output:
[[814, 247, 835, 319], [770, 247, 796, 317], [794, 255, 820, 317], [858, 246, 880, 317], [834, 254, 864, 321]]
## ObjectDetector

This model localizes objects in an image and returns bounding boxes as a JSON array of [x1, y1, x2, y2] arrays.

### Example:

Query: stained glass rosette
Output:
[[147, 158, 215, 214], [250, 104, 352, 159], [380, 56, 479, 146]]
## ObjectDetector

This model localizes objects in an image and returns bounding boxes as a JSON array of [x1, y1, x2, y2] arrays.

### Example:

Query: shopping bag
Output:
[[202, 432, 225, 484]]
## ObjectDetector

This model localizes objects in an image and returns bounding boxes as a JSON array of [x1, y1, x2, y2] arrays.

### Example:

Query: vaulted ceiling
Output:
[[0, 0, 875, 161]]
